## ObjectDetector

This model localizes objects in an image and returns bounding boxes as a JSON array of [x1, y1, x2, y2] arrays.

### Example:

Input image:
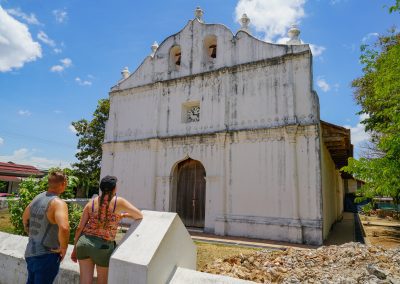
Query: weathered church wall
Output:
[[102, 124, 323, 244], [113, 20, 310, 91], [105, 53, 318, 144], [320, 136, 344, 240]]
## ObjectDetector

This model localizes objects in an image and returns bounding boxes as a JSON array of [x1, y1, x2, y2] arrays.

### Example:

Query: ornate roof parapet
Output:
[[286, 24, 301, 45], [195, 7, 204, 23], [151, 41, 159, 57], [121, 67, 130, 79], [239, 13, 250, 33]]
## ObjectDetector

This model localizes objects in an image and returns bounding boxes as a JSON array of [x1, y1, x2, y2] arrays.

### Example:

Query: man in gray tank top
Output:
[[22, 171, 70, 284]]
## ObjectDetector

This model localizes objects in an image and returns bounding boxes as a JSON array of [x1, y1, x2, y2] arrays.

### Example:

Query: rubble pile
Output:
[[202, 243, 400, 283]]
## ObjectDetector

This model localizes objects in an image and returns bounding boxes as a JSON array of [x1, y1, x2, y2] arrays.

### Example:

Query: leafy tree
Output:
[[71, 99, 110, 197], [389, 0, 400, 13], [7, 168, 83, 243], [343, 30, 400, 214], [0, 181, 7, 193]]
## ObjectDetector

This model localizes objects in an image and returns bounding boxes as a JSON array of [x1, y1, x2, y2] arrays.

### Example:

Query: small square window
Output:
[[182, 101, 200, 123]]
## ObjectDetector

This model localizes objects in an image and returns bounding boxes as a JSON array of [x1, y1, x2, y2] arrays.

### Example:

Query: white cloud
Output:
[[53, 110, 63, 114], [53, 9, 67, 23], [344, 114, 370, 147], [53, 48, 62, 54], [0, 148, 71, 169], [37, 31, 55, 47], [60, 58, 71, 67], [18, 109, 31, 116], [362, 32, 379, 43], [0, 137, 4, 146], [68, 124, 77, 134], [309, 44, 326, 57], [330, 0, 349, 5], [75, 77, 92, 86], [50, 57, 72, 73], [235, 0, 306, 42], [276, 37, 290, 44], [316, 77, 330, 92], [0, 6, 42, 72], [50, 65, 64, 72], [5, 7, 40, 25]]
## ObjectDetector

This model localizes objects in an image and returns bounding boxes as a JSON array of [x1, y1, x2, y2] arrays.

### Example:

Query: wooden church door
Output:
[[176, 159, 206, 228]]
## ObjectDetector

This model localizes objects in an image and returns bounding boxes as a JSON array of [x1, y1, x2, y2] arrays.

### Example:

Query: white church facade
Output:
[[101, 8, 352, 245]]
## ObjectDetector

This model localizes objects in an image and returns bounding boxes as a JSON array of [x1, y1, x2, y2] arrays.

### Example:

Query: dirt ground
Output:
[[0, 209, 14, 234], [360, 215, 400, 249], [195, 241, 261, 270]]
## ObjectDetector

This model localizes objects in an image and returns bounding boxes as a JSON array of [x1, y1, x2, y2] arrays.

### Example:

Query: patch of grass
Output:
[[195, 241, 261, 270], [0, 209, 15, 234]]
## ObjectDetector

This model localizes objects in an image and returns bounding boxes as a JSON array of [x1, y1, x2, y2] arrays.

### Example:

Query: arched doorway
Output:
[[174, 158, 206, 228]]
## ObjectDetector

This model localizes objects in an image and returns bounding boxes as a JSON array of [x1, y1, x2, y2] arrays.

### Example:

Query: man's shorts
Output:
[[76, 234, 116, 267]]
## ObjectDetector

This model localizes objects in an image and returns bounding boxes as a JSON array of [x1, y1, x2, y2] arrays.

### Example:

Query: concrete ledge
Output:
[[169, 267, 254, 284], [0, 232, 81, 284], [109, 210, 197, 284], [215, 215, 323, 245]]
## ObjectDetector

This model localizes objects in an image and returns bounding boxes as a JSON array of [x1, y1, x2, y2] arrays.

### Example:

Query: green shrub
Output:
[[7, 168, 83, 243], [361, 202, 374, 215]]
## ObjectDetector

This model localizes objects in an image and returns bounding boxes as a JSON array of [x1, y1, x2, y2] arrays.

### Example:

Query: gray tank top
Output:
[[25, 192, 60, 258]]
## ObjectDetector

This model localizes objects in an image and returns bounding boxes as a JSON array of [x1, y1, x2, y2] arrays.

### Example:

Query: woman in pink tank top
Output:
[[71, 176, 142, 284]]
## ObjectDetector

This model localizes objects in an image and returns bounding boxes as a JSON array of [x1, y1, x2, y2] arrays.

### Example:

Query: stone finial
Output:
[[240, 13, 250, 32], [121, 67, 130, 79], [151, 41, 159, 57], [287, 24, 301, 45], [195, 6, 204, 22]]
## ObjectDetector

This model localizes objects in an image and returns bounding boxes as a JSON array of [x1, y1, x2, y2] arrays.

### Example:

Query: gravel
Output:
[[201, 242, 400, 283]]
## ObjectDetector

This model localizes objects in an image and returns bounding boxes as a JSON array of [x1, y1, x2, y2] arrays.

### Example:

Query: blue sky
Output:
[[0, 0, 398, 169]]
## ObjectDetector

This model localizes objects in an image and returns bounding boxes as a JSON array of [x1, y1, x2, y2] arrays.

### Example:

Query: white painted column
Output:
[[215, 132, 229, 236], [285, 125, 302, 242], [155, 176, 172, 211], [204, 175, 221, 233]]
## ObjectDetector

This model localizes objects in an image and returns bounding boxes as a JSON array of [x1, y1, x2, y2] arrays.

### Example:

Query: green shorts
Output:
[[76, 235, 116, 267]]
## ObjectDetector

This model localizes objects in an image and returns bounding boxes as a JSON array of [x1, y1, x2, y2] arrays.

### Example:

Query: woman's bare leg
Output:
[[78, 258, 95, 284], [96, 265, 109, 284]]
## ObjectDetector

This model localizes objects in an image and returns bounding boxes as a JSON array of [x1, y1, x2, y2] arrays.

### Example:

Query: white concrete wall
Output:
[[320, 139, 344, 240], [170, 267, 254, 284], [105, 52, 318, 144], [0, 232, 82, 284], [103, 125, 323, 245], [109, 211, 196, 284], [109, 210, 255, 284]]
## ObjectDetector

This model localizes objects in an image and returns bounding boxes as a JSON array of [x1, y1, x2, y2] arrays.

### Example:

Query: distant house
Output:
[[0, 162, 45, 194]]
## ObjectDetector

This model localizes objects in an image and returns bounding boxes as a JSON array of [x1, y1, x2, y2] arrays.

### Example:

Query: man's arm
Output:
[[52, 199, 70, 260], [22, 204, 31, 234]]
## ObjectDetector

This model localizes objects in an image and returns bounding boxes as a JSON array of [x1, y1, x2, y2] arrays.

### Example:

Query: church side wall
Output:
[[320, 137, 343, 240]]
